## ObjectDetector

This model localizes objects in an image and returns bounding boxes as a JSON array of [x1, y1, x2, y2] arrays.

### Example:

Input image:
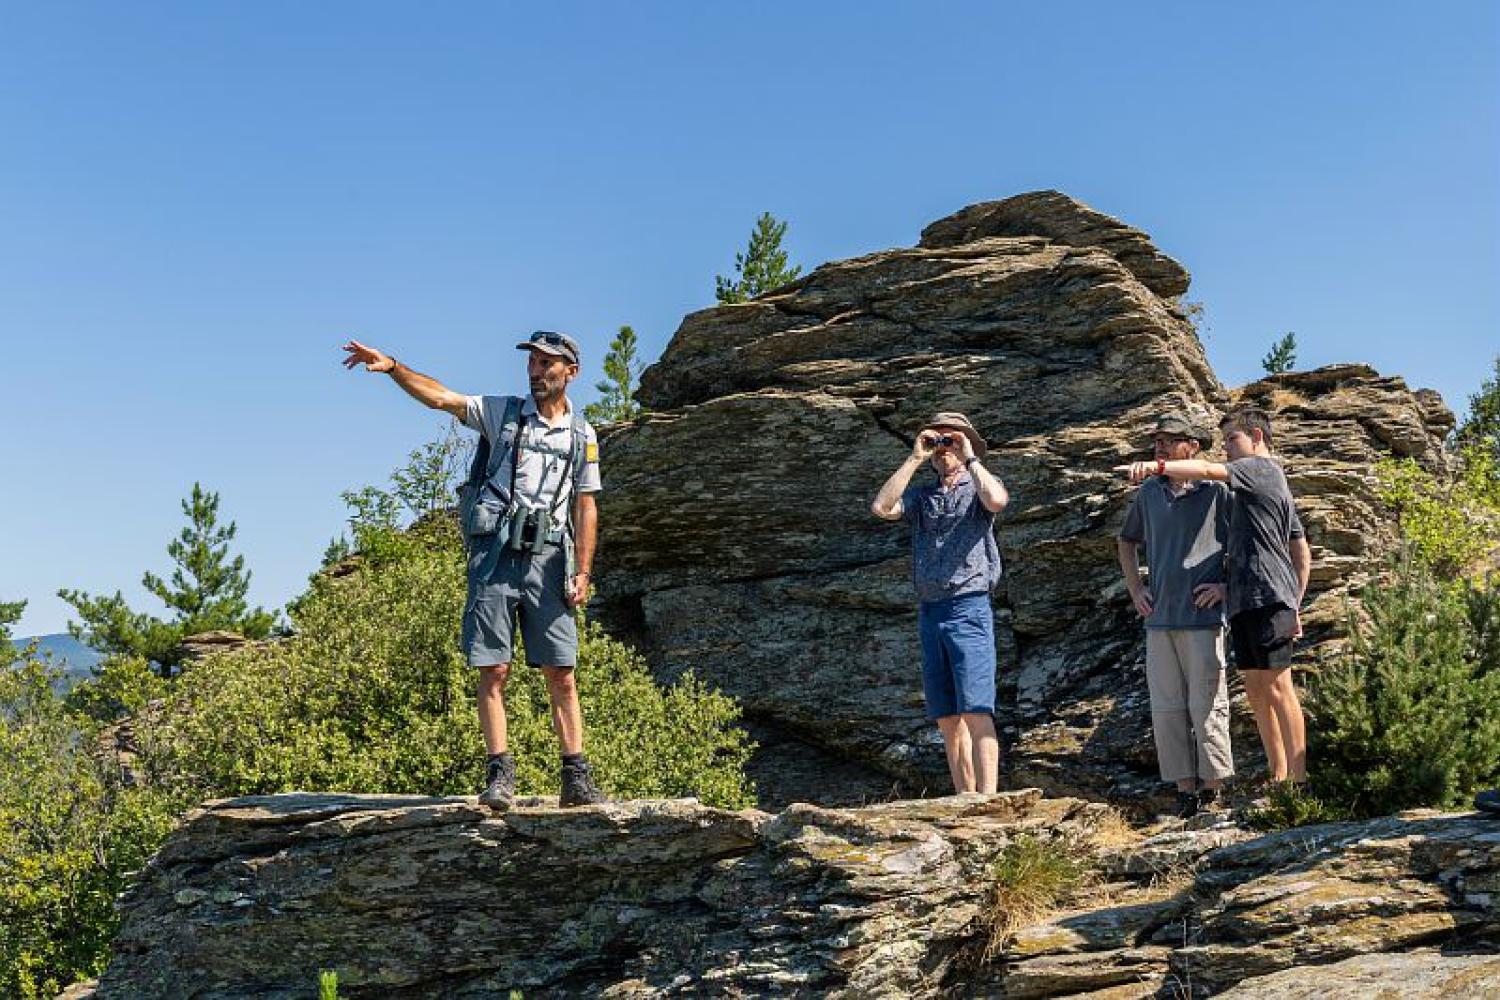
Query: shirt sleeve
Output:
[[578, 422, 602, 493], [1289, 503, 1306, 539], [1118, 493, 1145, 543], [900, 485, 921, 525], [460, 395, 486, 435]]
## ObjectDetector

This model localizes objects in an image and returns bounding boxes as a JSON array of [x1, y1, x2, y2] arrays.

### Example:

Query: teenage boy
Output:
[[1117, 414, 1234, 817], [1116, 407, 1312, 785]]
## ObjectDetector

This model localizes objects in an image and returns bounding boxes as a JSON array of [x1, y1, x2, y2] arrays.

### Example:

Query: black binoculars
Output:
[[929, 434, 957, 448]]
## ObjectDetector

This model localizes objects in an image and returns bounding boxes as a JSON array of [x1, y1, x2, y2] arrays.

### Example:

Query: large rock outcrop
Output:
[[82, 793, 1500, 998], [593, 191, 1453, 800]]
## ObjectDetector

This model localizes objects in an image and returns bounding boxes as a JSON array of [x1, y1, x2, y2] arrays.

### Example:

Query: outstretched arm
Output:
[[871, 435, 936, 520], [341, 340, 468, 421], [1113, 458, 1230, 485]]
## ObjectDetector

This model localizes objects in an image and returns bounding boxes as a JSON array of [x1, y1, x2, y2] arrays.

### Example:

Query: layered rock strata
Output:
[[593, 191, 1453, 800], [83, 793, 1500, 998]]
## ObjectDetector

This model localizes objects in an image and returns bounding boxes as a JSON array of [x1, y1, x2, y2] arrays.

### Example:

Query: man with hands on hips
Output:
[[1117, 413, 1234, 819], [341, 331, 607, 810], [872, 413, 1009, 794]]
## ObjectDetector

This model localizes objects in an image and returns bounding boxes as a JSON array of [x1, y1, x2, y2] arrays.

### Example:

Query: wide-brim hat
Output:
[[515, 330, 581, 365], [922, 411, 988, 459], [1147, 413, 1214, 450]]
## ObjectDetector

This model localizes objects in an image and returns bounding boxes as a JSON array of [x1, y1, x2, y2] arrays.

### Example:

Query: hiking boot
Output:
[[478, 754, 516, 812], [1197, 787, 1225, 814], [559, 758, 608, 807], [1476, 789, 1500, 815], [1173, 790, 1200, 819]]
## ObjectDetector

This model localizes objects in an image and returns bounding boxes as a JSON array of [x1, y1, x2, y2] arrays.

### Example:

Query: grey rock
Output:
[[594, 191, 1452, 803], [1214, 950, 1500, 998]]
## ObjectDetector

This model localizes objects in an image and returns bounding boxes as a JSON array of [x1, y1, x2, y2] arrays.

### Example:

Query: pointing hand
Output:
[[341, 339, 395, 373]]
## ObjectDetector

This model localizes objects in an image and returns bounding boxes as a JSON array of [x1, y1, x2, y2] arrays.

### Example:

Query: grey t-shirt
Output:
[[1225, 456, 1305, 617], [901, 473, 1003, 604], [1118, 478, 1229, 630]]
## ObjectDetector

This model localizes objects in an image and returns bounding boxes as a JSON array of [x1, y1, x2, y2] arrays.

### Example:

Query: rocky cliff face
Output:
[[82, 793, 1500, 998], [593, 191, 1453, 802]]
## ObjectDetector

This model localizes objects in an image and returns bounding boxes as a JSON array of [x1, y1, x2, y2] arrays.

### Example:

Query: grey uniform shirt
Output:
[[1224, 456, 1305, 617], [901, 473, 1003, 604], [1118, 478, 1230, 630], [461, 395, 602, 512]]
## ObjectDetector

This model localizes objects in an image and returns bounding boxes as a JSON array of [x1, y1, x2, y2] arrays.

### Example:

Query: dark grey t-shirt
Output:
[[901, 474, 1003, 604], [1118, 478, 1229, 630], [1225, 456, 1305, 617]]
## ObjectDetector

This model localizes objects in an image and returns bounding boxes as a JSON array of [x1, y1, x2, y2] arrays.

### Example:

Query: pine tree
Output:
[[1261, 331, 1298, 374], [715, 212, 802, 304], [1308, 556, 1500, 815], [1456, 355, 1500, 466], [584, 325, 645, 425], [59, 483, 273, 673]]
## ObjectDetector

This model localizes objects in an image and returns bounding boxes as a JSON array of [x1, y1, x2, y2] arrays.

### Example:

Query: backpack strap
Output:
[[463, 395, 523, 497]]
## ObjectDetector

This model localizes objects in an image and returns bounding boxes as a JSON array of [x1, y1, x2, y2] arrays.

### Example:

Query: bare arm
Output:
[[1116, 537, 1154, 618], [966, 456, 1010, 513], [872, 450, 928, 521], [567, 492, 598, 607], [341, 340, 468, 420], [1290, 535, 1311, 602], [1114, 458, 1230, 485]]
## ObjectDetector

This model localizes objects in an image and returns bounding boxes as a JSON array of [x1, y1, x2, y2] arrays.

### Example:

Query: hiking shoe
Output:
[[1173, 790, 1200, 819], [1197, 787, 1225, 813], [560, 758, 608, 807], [1476, 789, 1500, 815], [478, 754, 516, 812]]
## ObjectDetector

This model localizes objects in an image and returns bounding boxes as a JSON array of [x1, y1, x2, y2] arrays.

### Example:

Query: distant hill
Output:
[[11, 633, 103, 686]]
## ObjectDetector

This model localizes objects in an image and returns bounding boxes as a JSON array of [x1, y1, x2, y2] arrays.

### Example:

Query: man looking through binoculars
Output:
[[872, 413, 1010, 794], [341, 331, 606, 809]]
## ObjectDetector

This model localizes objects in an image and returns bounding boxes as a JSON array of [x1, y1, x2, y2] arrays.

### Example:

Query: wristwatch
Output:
[[965, 456, 980, 468]]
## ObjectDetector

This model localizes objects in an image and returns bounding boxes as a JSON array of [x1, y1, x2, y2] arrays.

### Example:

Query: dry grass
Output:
[[981, 833, 1091, 961], [1083, 806, 1143, 850]]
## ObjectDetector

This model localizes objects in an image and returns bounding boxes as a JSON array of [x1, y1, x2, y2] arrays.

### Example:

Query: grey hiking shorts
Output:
[[463, 543, 577, 668]]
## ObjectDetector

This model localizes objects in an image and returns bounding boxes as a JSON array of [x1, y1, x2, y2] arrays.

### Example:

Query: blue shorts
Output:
[[917, 593, 997, 719]]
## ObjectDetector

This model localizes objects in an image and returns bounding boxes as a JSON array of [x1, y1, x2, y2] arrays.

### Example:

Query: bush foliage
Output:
[[2, 440, 754, 994], [1376, 445, 1500, 576], [0, 612, 180, 999], [145, 517, 754, 808], [1307, 557, 1500, 817]]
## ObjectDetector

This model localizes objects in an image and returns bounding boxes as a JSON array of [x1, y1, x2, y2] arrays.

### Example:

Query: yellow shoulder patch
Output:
[[585, 442, 599, 463]]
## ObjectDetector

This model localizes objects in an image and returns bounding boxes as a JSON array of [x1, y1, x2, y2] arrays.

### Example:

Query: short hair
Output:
[[1220, 407, 1274, 446]]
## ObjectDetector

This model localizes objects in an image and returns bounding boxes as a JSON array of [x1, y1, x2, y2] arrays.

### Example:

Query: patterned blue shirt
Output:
[[902, 473, 1004, 603]]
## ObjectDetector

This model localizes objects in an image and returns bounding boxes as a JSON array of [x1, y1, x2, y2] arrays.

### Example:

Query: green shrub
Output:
[[1376, 446, 1500, 576], [1243, 781, 1347, 831], [1306, 558, 1500, 816], [0, 654, 180, 999], [983, 833, 1089, 959], [144, 519, 755, 808]]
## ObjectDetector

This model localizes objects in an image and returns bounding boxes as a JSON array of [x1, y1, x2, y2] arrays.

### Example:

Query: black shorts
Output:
[[1229, 604, 1297, 670]]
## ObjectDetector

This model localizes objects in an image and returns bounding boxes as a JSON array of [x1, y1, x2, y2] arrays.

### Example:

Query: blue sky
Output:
[[3, 2, 1496, 636]]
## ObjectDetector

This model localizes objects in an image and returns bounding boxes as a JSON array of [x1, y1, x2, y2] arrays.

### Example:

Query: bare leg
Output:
[[963, 712, 1000, 793], [542, 665, 585, 756], [476, 664, 511, 755], [936, 715, 976, 792], [1265, 668, 1307, 781], [1242, 671, 1289, 781]]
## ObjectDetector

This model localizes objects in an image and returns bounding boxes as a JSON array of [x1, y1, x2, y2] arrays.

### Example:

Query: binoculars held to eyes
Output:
[[924, 434, 958, 448]]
